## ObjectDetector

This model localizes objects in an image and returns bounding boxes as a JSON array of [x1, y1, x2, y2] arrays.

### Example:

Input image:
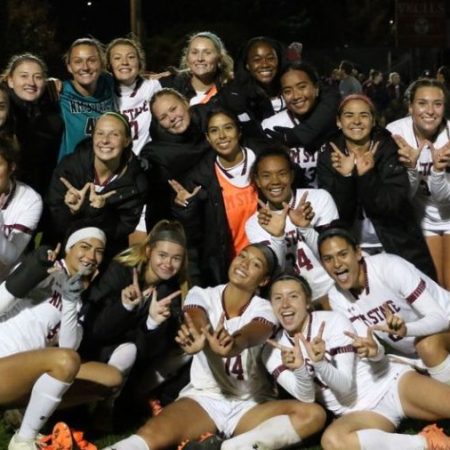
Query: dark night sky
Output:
[[7, 0, 450, 80]]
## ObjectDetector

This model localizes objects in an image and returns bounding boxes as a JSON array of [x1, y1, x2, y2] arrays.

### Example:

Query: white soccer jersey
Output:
[[429, 168, 450, 204], [245, 189, 338, 300], [262, 110, 318, 187], [116, 78, 162, 155], [0, 181, 42, 282], [263, 310, 408, 416], [0, 261, 83, 357], [183, 284, 277, 400], [329, 253, 450, 355], [386, 116, 450, 231]]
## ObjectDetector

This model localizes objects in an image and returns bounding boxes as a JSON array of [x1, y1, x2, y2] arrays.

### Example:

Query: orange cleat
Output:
[[420, 424, 450, 450]]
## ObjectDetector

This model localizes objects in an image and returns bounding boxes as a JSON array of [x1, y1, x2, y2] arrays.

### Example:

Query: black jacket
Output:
[[140, 108, 211, 229], [172, 150, 233, 287], [46, 139, 148, 255], [8, 87, 63, 196], [80, 260, 182, 363], [317, 128, 437, 280]]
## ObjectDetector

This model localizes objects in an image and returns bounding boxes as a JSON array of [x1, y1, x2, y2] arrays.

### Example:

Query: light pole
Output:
[[130, 0, 142, 39]]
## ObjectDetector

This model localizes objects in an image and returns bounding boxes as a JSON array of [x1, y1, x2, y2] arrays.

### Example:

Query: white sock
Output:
[[18, 373, 71, 440], [222, 415, 301, 450], [356, 429, 426, 450], [108, 342, 137, 375], [103, 434, 149, 450], [427, 355, 450, 384]]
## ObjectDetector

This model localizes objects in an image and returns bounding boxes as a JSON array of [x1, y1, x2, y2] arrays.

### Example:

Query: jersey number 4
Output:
[[225, 355, 244, 380]]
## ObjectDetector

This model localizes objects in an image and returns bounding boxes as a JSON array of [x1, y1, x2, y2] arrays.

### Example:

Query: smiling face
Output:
[[152, 93, 191, 135], [319, 236, 363, 291], [206, 112, 241, 161], [64, 238, 105, 276], [145, 240, 185, 283], [337, 99, 375, 146], [228, 245, 269, 292], [409, 86, 445, 140], [254, 154, 294, 208], [270, 279, 309, 335], [93, 115, 130, 163], [7, 60, 46, 102], [246, 41, 278, 86], [109, 43, 140, 86], [67, 44, 103, 94], [187, 37, 220, 81], [281, 69, 318, 118]]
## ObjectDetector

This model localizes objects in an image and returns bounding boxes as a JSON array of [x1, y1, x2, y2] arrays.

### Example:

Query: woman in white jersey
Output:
[[386, 79, 450, 288], [245, 146, 338, 304], [106, 37, 162, 156], [265, 272, 450, 450], [317, 227, 450, 387], [106, 243, 326, 450], [0, 227, 123, 450], [0, 135, 42, 282]]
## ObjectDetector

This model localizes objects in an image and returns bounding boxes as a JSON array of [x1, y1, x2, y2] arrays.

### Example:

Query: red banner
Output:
[[396, 0, 446, 47]]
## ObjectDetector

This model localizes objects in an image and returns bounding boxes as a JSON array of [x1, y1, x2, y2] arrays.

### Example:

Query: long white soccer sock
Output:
[[108, 342, 137, 375], [221, 415, 301, 450], [427, 355, 450, 384], [18, 373, 71, 440], [356, 429, 426, 450], [103, 434, 150, 450]]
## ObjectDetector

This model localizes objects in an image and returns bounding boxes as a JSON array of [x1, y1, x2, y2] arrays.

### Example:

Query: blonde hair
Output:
[[179, 31, 234, 87], [1, 53, 47, 83], [106, 36, 146, 75], [115, 220, 188, 287], [64, 37, 105, 69]]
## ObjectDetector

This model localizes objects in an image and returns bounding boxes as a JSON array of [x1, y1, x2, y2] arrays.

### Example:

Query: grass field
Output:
[[1, 413, 450, 450]]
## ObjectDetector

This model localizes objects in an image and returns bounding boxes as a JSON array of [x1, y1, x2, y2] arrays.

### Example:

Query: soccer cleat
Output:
[[420, 423, 450, 450], [38, 422, 97, 450], [179, 433, 223, 450], [8, 432, 41, 450]]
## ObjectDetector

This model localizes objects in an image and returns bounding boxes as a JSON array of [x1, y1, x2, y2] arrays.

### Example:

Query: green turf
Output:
[[0, 415, 449, 449]]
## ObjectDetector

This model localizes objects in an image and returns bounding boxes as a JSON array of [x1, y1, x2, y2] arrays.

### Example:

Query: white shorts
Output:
[[178, 387, 259, 437], [423, 228, 450, 237], [369, 367, 411, 427]]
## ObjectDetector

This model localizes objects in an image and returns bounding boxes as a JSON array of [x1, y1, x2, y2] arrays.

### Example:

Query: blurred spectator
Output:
[[338, 60, 362, 98], [384, 72, 407, 123]]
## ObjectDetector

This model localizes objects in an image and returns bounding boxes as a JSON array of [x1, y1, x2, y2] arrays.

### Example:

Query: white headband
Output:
[[65, 227, 106, 252]]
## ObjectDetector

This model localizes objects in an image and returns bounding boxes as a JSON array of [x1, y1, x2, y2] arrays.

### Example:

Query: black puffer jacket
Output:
[[80, 259, 182, 363], [46, 139, 148, 255], [317, 127, 437, 280]]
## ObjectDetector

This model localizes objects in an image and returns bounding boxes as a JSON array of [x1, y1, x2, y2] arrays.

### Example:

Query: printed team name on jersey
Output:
[[122, 102, 149, 120], [69, 99, 113, 114], [348, 299, 401, 327], [285, 228, 304, 247], [288, 148, 316, 165], [418, 161, 433, 176], [48, 291, 63, 311], [224, 189, 257, 209]]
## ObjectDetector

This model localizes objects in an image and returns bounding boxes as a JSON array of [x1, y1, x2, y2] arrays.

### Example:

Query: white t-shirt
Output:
[[183, 284, 277, 400], [245, 188, 338, 300], [386, 116, 450, 231]]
